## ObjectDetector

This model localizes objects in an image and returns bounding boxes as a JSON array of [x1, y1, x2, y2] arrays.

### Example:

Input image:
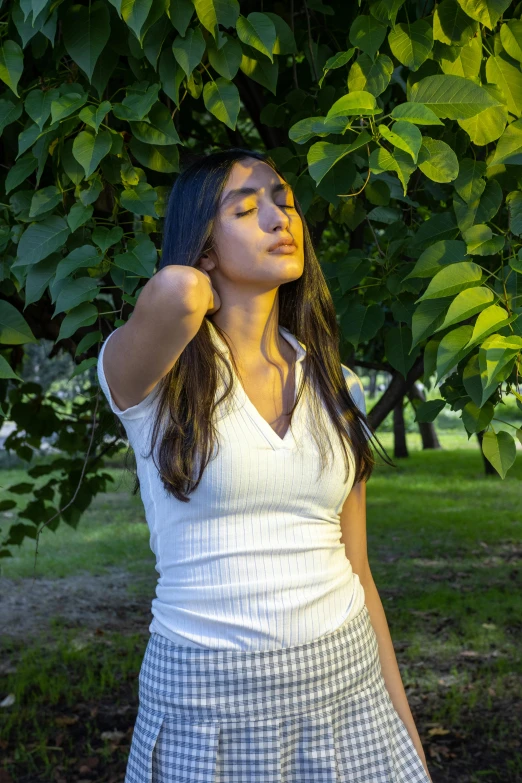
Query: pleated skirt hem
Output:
[[124, 605, 431, 783]]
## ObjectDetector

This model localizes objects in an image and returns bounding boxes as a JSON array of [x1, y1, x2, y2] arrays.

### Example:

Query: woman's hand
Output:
[[193, 267, 221, 315]]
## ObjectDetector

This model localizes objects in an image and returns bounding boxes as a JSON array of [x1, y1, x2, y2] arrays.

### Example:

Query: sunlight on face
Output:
[[212, 158, 305, 287]]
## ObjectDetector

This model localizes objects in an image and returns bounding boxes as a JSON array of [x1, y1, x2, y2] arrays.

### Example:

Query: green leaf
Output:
[[120, 181, 159, 217], [53, 276, 100, 318], [438, 35, 482, 79], [367, 206, 401, 223], [79, 101, 113, 134], [72, 129, 112, 178], [369, 0, 405, 26], [433, 0, 479, 46], [0, 40, 24, 98], [334, 251, 371, 293], [340, 300, 385, 350], [457, 84, 508, 145], [129, 136, 179, 174], [409, 74, 502, 119], [289, 116, 351, 144], [15, 216, 70, 266], [92, 226, 124, 254], [236, 12, 277, 62], [365, 178, 390, 205], [477, 335, 522, 391], [407, 211, 459, 252], [415, 398, 448, 423], [390, 102, 444, 125], [453, 178, 503, 231], [455, 0, 511, 30], [112, 84, 160, 122], [347, 53, 393, 96], [491, 118, 522, 165], [417, 137, 459, 182], [387, 19, 433, 71], [326, 90, 381, 117], [435, 323, 475, 380], [307, 132, 372, 185], [369, 146, 416, 195], [506, 191, 522, 236], [436, 286, 495, 332], [482, 429, 517, 479], [129, 102, 181, 144], [264, 12, 297, 55], [461, 399, 495, 435], [172, 26, 206, 77], [0, 300, 38, 344], [203, 77, 240, 129], [500, 21, 522, 64], [485, 54, 522, 117], [339, 197, 367, 229], [453, 158, 487, 203], [415, 260, 483, 302], [113, 235, 158, 278], [378, 120, 422, 163], [66, 202, 93, 233], [5, 152, 38, 195], [348, 15, 387, 60], [468, 306, 513, 348], [510, 250, 522, 274], [62, 1, 111, 82], [385, 325, 421, 380], [192, 0, 240, 40], [0, 97, 23, 134], [55, 245, 103, 282], [403, 239, 468, 279], [474, 179, 503, 224], [318, 48, 355, 87], [462, 223, 505, 255], [239, 46, 278, 94], [121, 0, 154, 43], [29, 186, 62, 219], [411, 297, 455, 349], [207, 34, 243, 80]]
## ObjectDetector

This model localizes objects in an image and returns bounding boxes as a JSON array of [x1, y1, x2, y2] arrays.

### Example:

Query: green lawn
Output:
[[1, 429, 521, 782]]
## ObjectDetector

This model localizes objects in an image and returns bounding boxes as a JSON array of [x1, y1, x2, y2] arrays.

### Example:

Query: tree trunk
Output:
[[368, 369, 378, 398], [407, 382, 442, 450], [393, 397, 409, 458], [476, 429, 498, 476]]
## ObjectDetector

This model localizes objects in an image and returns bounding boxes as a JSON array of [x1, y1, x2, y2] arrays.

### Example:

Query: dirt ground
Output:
[[1, 570, 521, 783], [0, 568, 153, 652]]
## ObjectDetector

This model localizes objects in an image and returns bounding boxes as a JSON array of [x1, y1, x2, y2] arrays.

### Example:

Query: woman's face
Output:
[[202, 157, 304, 292]]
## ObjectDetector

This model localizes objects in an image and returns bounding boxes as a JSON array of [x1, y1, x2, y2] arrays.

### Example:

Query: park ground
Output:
[[1, 428, 521, 783]]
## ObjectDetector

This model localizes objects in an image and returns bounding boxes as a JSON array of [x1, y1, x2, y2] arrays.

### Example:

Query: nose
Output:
[[268, 202, 291, 231]]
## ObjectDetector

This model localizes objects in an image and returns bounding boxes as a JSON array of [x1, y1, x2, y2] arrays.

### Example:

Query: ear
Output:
[[196, 251, 216, 272]]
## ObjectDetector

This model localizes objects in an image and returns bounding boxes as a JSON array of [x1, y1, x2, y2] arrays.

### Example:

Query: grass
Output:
[[1, 427, 522, 782]]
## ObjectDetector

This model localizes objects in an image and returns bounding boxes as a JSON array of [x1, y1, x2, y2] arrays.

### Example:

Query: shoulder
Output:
[[341, 364, 366, 415]]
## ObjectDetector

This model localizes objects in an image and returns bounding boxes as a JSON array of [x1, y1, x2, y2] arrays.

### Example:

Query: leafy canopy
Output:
[[0, 0, 521, 561]]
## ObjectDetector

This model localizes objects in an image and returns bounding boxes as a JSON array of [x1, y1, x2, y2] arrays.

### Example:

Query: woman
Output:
[[97, 147, 432, 782]]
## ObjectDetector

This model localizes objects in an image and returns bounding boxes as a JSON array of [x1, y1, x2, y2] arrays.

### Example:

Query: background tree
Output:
[[1, 0, 521, 564]]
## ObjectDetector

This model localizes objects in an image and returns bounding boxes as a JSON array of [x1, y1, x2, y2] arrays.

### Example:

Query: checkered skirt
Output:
[[124, 604, 431, 782]]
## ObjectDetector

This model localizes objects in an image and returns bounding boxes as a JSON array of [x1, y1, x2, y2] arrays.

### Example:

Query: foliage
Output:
[[1, 0, 522, 560]]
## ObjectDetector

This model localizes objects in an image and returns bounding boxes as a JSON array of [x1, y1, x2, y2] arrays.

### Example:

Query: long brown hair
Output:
[[117, 147, 393, 502]]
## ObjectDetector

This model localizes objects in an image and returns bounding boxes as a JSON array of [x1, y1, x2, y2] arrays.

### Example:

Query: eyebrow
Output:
[[220, 182, 293, 209]]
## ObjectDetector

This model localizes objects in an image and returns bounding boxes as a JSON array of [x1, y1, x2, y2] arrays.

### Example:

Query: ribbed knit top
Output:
[[97, 319, 370, 650]]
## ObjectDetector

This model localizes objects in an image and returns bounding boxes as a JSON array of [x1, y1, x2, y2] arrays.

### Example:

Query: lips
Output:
[[268, 239, 297, 251]]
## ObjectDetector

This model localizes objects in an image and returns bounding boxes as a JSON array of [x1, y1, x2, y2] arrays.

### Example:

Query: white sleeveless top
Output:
[[97, 319, 369, 650]]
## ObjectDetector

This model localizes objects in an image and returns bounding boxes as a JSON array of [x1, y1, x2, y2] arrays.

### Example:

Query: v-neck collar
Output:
[[207, 318, 307, 451]]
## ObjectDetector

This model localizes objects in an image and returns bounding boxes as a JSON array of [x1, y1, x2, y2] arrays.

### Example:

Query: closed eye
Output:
[[236, 205, 295, 217]]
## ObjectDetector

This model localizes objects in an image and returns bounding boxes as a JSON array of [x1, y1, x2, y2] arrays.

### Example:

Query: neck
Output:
[[209, 311, 292, 371]]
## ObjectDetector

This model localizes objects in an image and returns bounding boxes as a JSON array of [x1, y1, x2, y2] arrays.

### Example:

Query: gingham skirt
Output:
[[124, 604, 431, 782]]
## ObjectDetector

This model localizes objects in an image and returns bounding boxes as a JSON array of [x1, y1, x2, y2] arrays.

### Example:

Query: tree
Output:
[[1, 0, 521, 563]]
